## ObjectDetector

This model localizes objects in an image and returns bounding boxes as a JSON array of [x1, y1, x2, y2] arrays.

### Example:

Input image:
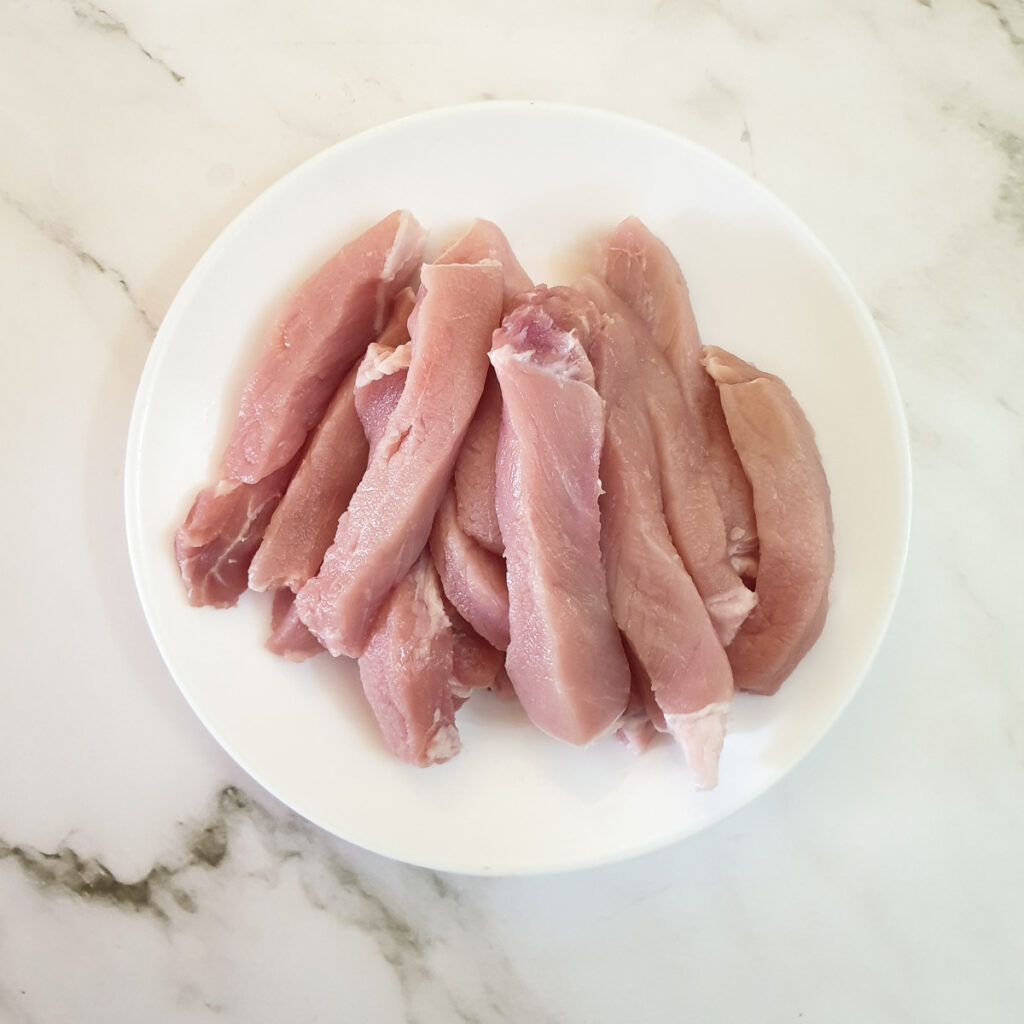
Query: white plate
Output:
[[125, 102, 910, 875]]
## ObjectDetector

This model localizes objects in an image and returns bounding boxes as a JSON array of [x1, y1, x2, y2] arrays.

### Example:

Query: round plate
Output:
[[125, 102, 910, 875]]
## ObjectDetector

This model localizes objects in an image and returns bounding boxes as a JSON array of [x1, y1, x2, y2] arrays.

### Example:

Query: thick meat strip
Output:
[[249, 288, 415, 595], [297, 261, 505, 657], [176, 212, 424, 607], [490, 287, 630, 745], [704, 347, 835, 695], [598, 217, 758, 577], [223, 210, 425, 483], [578, 276, 755, 645], [588, 290, 734, 790]]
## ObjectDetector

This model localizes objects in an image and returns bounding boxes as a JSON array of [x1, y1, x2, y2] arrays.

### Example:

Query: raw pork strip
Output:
[[598, 217, 758, 576], [266, 589, 323, 661], [441, 221, 534, 553], [356, 553, 460, 767], [453, 372, 505, 555], [588, 290, 734, 790], [174, 458, 297, 608], [490, 287, 630, 745], [578, 276, 755, 645], [429, 488, 510, 651], [437, 219, 533, 310], [223, 210, 425, 483], [297, 261, 505, 657], [249, 288, 416, 594], [704, 347, 834, 695], [176, 213, 424, 607]]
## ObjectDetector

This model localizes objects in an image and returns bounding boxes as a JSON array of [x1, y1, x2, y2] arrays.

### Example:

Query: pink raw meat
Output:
[[490, 287, 630, 745], [437, 219, 533, 310], [223, 210, 425, 483], [297, 260, 505, 657], [174, 458, 297, 608], [429, 488, 510, 651], [446, 602, 507, 700], [249, 287, 416, 595], [356, 553, 460, 767], [704, 347, 834, 695], [588, 288, 734, 790], [578, 276, 755, 645], [598, 217, 758, 577], [440, 221, 533, 554], [266, 589, 323, 662], [453, 373, 504, 555]]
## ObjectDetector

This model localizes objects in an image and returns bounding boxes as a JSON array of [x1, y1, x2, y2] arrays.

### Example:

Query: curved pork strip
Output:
[[356, 553, 460, 767], [598, 217, 758, 577], [175, 213, 424, 608], [249, 288, 416, 595], [174, 458, 297, 608], [222, 210, 425, 483], [297, 261, 505, 658], [588, 292, 734, 791], [429, 489, 510, 651], [491, 287, 630, 746], [703, 347, 835, 696], [577, 276, 755, 646]]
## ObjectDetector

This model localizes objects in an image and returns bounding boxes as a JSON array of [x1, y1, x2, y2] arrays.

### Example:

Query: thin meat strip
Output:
[[249, 288, 415, 595], [578, 276, 755, 645], [298, 260, 505, 657], [703, 347, 835, 695], [598, 217, 758, 577], [490, 287, 630, 745], [588, 288, 734, 790], [176, 212, 425, 607], [356, 552, 460, 766], [436, 219, 533, 309]]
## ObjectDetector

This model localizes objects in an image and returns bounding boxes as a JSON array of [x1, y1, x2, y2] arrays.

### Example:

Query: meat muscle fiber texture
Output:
[[598, 217, 758, 577], [176, 212, 425, 607], [704, 347, 834, 695], [490, 286, 630, 745], [297, 260, 505, 657], [586, 284, 734, 790]]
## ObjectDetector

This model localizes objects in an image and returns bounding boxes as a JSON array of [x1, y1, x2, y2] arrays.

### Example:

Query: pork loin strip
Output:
[[175, 213, 424, 607], [578, 275, 755, 645], [490, 287, 630, 746], [223, 210, 425, 483], [588, 289, 734, 790], [598, 217, 758, 577], [703, 347, 834, 695], [248, 288, 415, 595], [297, 260, 505, 657], [356, 552, 460, 767]]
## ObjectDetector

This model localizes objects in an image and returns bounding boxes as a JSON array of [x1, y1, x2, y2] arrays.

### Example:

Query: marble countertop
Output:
[[2, 1, 1022, 1020]]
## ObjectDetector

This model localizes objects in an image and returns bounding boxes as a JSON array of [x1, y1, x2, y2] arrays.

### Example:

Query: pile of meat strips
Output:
[[175, 211, 833, 790]]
